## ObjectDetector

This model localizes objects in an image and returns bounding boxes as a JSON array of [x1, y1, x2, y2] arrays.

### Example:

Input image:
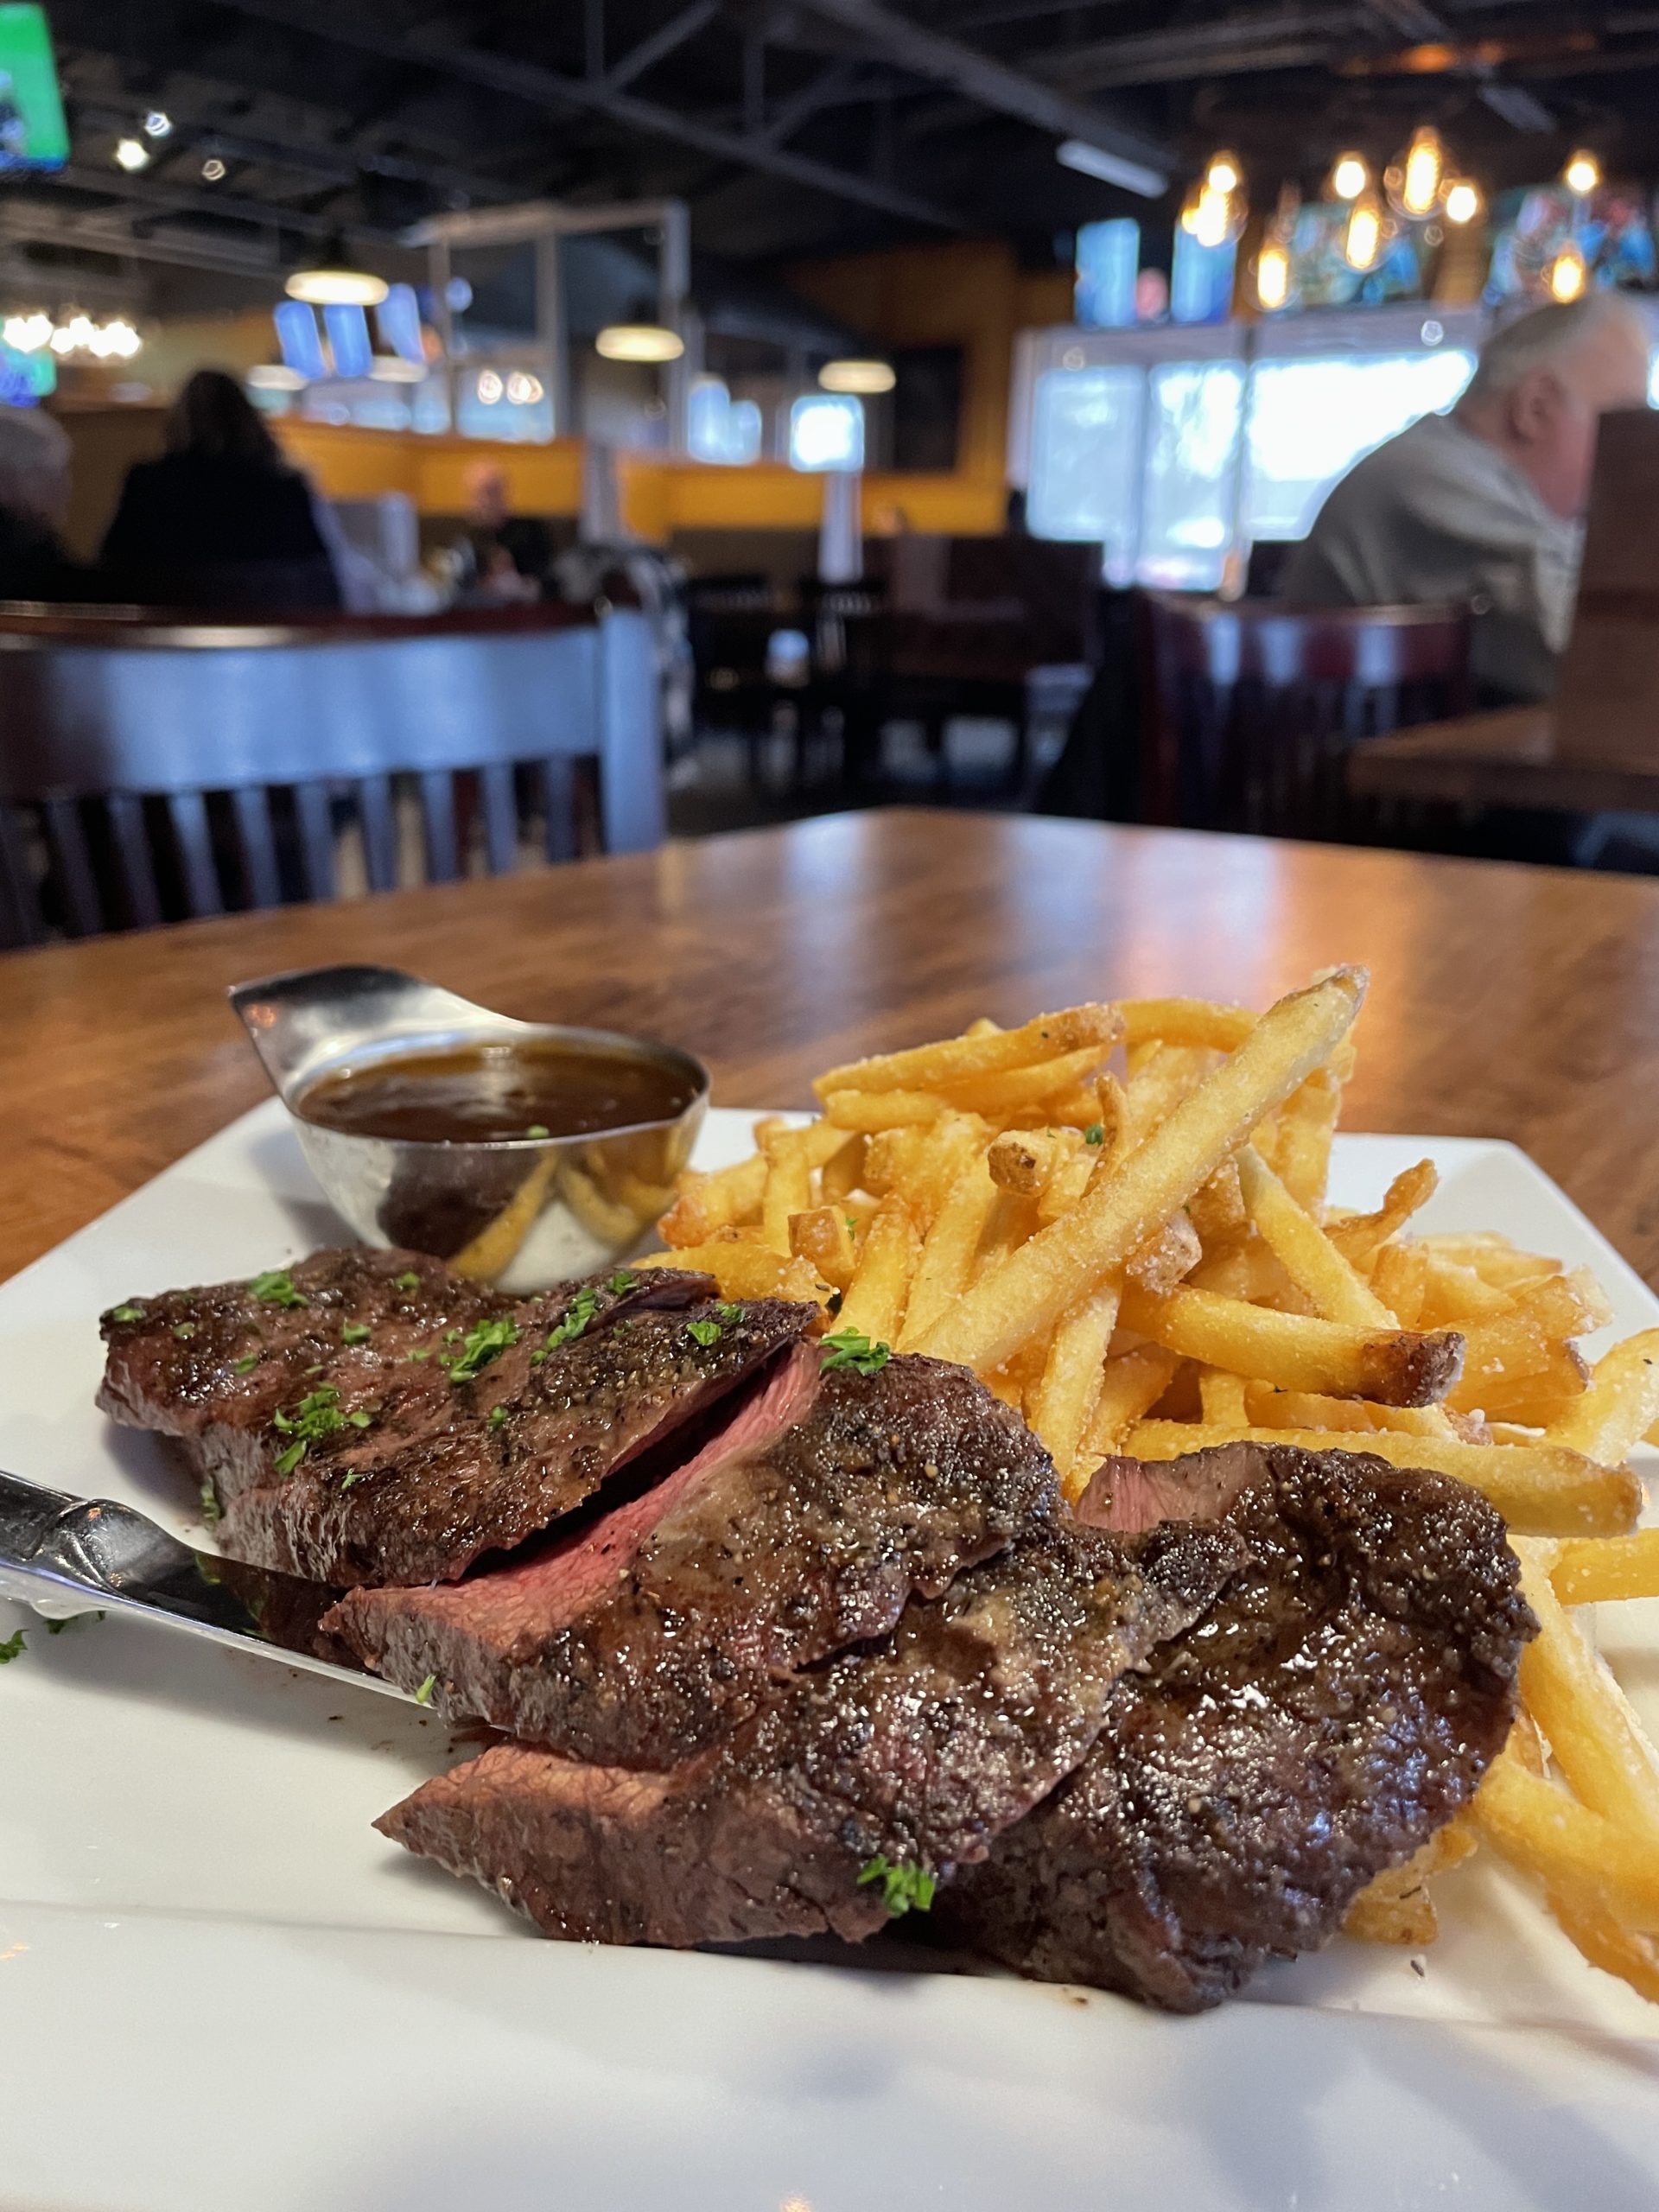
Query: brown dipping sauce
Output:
[[297, 1039, 698, 1145]]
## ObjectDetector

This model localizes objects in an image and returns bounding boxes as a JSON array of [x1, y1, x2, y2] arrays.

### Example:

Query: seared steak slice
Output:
[[327, 1349, 1058, 1765], [938, 1441, 1535, 2011], [376, 1516, 1242, 1948], [102, 1255, 817, 1586]]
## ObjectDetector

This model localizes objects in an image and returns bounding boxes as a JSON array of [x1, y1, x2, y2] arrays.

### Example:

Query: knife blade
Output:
[[0, 1467, 409, 1700]]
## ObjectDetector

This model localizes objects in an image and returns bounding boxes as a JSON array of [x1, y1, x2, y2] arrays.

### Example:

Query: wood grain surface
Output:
[[5, 807, 1659, 1285], [1351, 704, 1659, 814]]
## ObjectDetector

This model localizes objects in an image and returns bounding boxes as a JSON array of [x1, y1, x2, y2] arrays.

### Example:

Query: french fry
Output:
[[1512, 1538, 1659, 1840], [1270, 1065, 1344, 1212], [1036, 1144, 1098, 1224], [837, 1193, 922, 1344], [759, 1126, 817, 1255], [1119, 1282, 1462, 1407], [913, 969, 1368, 1373], [1469, 1748, 1659, 1930], [1326, 1161, 1440, 1273], [789, 1205, 858, 1292], [988, 1126, 1083, 1198], [937, 1044, 1111, 1117], [1343, 1827, 1476, 1947], [822, 1088, 945, 1133], [1419, 1233, 1563, 1291], [1370, 1240, 1427, 1325], [1120, 1045, 1223, 1151], [1029, 1281, 1122, 1484], [1548, 1893, 1659, 2003], [1122, 1421, 1641, 1537], [1551, 1529, 1659, 1606], [1117, 997, 1255, 1051], [657, 1152, 768, 1245], [1243, 1384, 1452, 1438], [1198, 1366, 1249, 1427], [1413, 1252, 1514, 1328], [818, 1132, 866, 1205], [1187, 1160, 1248, 1246], [640, 1243, 829, 1306], [1546, 1329, 1659, 1465], [1236, 1145, 1396, 1330], [1084, 1345, 1184, 1461], [815, 1004, 1122, 1098], [1126, 1211, 1203, 1298], [900, 1147, 1001, 1347]]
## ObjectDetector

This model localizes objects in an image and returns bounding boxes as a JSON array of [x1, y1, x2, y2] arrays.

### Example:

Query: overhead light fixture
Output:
[[143, 111, 172, 138], [819, 358, 895, 395], [368, 354, 426, 382], [1443, 178, 1481, 226], [505, 370, 544, 404], [285, 264, 389, 307], [1054, 138, 1167, 202], [594, 321, 684, 362], [248, 363, 307, 391], [1255, 238, 1291, 311], [1330, 152, 1369, 202], [1395, 126, 1446, 219], [3, 311, 52, 353], [1563, 149, 1600, 197], [476, 368, 504, 404], [1204, 150, 1243, 198], [200, 156, 226, 182], [1343, 192, 1385, 271], [113, 137, 150, 172], [1548, 244, 1588, 302]]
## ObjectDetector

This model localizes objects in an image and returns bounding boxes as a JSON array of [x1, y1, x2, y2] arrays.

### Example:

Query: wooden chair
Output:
[[0, 600, 663, 946], [1139, 593, 1472, 839]]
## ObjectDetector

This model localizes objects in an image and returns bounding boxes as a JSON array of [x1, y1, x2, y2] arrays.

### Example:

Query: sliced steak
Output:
[[938, 1441, 1535, 2011], [375, 1515, 1242, 1948], [327, 1349, 1058, 1765], [102, 1255, 817, 1586]]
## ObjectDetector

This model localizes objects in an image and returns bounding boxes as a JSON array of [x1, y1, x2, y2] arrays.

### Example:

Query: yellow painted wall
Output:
[[274, 419, 585, 515]]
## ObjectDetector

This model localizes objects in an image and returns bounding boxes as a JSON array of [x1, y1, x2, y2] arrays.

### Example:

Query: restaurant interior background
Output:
[[1, 0, 1656, 930]]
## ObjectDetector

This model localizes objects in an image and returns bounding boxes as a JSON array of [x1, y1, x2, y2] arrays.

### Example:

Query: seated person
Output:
[[455, 460, 551, 603], [1281, 294, 1651, 702], [0, 407, 93, 601], [99, 369, 342, 612]]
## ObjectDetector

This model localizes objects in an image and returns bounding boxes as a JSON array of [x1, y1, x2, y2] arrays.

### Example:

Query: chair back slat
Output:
[[230, 786, 283, 910], [41, 798, 104, 938], [479, 761, 519, 876], [292, 781, 338, 902], [105, 792, 163, 928], [542, 758, 578, 864], [165, 791, 223, 917], [0, 806, 39, 947], [420, 771, 461, 883], [356, 773, 397, 893]]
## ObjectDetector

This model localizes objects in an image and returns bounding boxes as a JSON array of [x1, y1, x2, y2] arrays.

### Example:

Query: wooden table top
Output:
[[7, 806, 1659, 1287], [1350, 703, 1659, 814]]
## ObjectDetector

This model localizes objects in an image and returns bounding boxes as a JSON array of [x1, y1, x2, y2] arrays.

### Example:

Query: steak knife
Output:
[[0, 1468, 407, 1698]]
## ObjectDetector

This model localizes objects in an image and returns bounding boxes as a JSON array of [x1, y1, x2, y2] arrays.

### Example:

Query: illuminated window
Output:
[[788, 393, 864, 472], [1243, 349, 1475, 543], [689, 378, 764, 466], [1139, 361, 1245, 589], [1026, 364, 1144, 582]]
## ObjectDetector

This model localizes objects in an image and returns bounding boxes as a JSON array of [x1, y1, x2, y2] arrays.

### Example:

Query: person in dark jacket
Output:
[[0, 406, 95, 601], [99, 369, 342, 612]]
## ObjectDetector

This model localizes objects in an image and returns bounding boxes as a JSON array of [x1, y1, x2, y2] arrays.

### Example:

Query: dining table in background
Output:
[[6, 808, 1659, 1288], [1349, 702, 1659, 816]]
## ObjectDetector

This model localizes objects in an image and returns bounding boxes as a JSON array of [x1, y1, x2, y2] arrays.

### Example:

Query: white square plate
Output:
[[3, 1105, 1658, 2211]]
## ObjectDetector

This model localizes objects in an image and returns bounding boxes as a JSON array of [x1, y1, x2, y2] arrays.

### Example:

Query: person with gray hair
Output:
[[1280, 292, 1652, 700], [0, 404, 91, 601]]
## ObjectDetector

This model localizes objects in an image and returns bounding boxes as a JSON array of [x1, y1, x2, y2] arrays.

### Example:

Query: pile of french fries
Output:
[[649, 967, 1659, 2003]]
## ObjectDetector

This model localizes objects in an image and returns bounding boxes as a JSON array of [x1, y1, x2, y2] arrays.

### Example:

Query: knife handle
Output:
[[0, 1468, 81, 1571]]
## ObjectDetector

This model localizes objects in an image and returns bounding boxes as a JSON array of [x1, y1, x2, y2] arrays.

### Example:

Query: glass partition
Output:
[[1140, 360, 1245, 589], [1027, 364, 1145, 581]]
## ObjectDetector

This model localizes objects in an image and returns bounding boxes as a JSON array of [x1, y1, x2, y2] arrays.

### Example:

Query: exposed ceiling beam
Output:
[[46, 159, 345, 239], [0, 201, 284, 278], [603, 0, 722, 92], [787, 0, 1173, 187], [201, 0, 963, 229]]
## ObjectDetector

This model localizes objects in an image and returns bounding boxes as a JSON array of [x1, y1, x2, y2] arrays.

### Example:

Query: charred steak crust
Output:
[[101, 1256, 824, 1586], [326, 1349, 1060, 1766], [375, 1516, 1243, 1950], [938, 1441, 1536, 2012]]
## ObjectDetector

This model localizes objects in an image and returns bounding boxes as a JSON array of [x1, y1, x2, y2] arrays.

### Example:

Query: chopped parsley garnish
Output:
[[1083, 1122, 1105, 1147], [232, 1353, 260, 1375], [526, 1123, 550, 1140], [271, 1385, 353, 1474], [845, 1217, 859, 1237], [442, 1315, 521, 1382], [856, 1855, 936, 1917], [713, 1302, 743, 1326], [543, 1286, 602, 1354], [820, 1328, 891, 1376], [200, 1481, 222, 1526], [394, 1270, 422, 1292], [488, 1404, 507, 1431], [347, 1408, 372, 1428], [684, 1318, 723, 1349], [303, 1363, 325, 1377], [173, 1322, 197, 1340], [406, 1347, 433, 1363], [46, 1612, 104, 1636], [413, 1674, 437, 1706], [0, 1628, 24, 1664], [251, 1268, 308, 1310], [110, 1303, 145, 1324], [340, 1322, 371, 1345], [607, 1271, 639, 1296]]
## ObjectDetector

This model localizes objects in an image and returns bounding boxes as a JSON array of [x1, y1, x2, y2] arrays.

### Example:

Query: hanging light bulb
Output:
[[1344, 192, 1385, 271], [1563, 149, 1601, 197], [1396, 126, 1446, 219], [1204, 149, 1243, 198], [1330, 152, 1369, 202], [1548, 243, 1588, 302], [1255, 238, 1292, 310], [1443, 178, 1481, 226]]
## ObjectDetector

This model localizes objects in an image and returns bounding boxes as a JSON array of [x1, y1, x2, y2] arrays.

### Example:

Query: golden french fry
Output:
[[1198, 1366, 1249, 1427], [900, 1148, 1001, 1347], [1548, 1893, 1659, 2004], [1546, 1329, 1659, 1465], [1236, 1145, 1397, 1330], [1469, 1748, 1659, 1930], [1126, 1211, 1202, 1298], [657, 1152, 768, 1246], [1270, 1065, 1344, 1212], [1117, 997, 1255, 1051], [1459, 1344, 1591, 1425], [1036, 1144, 1098, 1224], [1512, 1538, 1659, 1840], [1122, 1421, 1641, 1538], [1418, 1233, 1563, 1290], [815, 1004, 1122, 1099], [936, 1044, 1111, 1117], [838, 1193, 922, 1344], [758, 1128, 817, 1255], [448, 1155, 560, 1282], [788, 1205, 858, 1292], [818, 1132, 866, 1205], [1326, 1162, 1440, 1273], [822, 1088, 945, 1133], [1120, 1281, 1462, 1408], [1029, 1281, 1122, 1484], [1370, 1241, 1427, 1325], [1187, 1236, 1301, 1307], [639, 1243, 829, 1306], [1551, 1529, 1659, 1606], [1187, 1160, 1248, 1246], [1413, 1252, 1514, 1328], [1120, 1045, 1223, 1152], [1084, 1345, 1184, 1461], [1243, 1384, 1451, 1438], [988, 1126, 1082, 1198], [558, 1157, 639, 1248], [913, 969, 1368, 1373], [1343, 1829, 1474, 1947]]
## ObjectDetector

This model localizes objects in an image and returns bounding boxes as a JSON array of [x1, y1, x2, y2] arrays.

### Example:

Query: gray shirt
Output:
[[1278, 410, 1580, 702]]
